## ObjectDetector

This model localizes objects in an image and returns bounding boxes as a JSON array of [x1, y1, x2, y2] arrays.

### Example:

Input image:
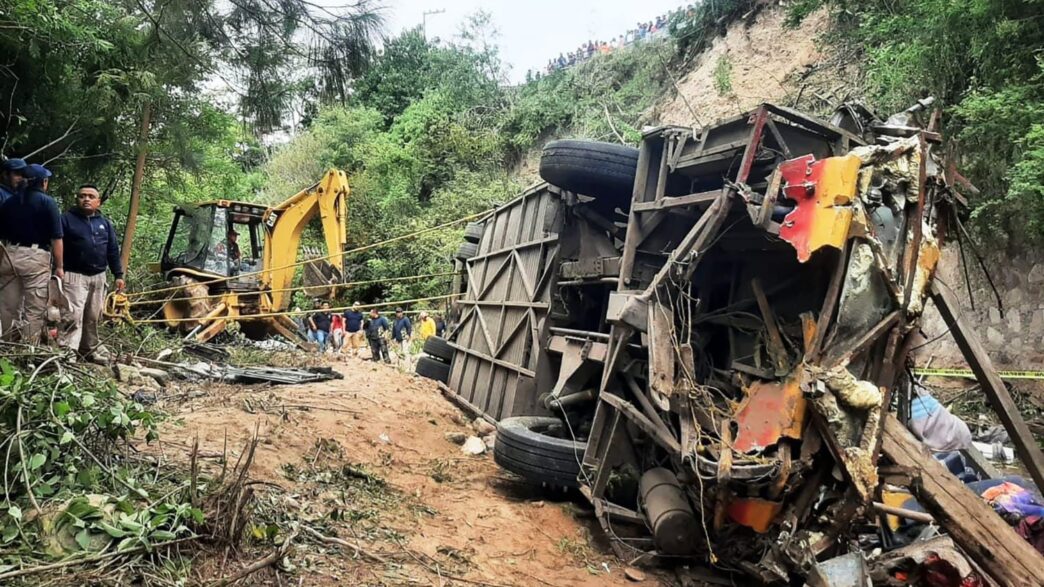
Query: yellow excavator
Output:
[[149, 169, 350, 344]]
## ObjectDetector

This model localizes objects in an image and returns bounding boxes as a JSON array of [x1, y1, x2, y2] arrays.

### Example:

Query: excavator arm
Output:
[[261, 169, 350, 311]]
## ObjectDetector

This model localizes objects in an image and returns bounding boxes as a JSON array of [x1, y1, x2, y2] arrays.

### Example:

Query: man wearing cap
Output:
[[364, 308, 391, 363], [59, 184, 124, 361], [0, 158, 27, 205], [415, 311, 436, 342], [0, 163, 63, 343], [391, 308, 413, 368]]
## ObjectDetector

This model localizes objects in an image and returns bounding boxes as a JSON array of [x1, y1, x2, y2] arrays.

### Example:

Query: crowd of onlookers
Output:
[[293, 301, 446, 369], [530, 3, 703, 79]]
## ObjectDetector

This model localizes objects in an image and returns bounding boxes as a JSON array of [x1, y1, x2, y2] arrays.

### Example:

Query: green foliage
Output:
[[714, 56, 734, 96], [790, 0, 1044, 244]]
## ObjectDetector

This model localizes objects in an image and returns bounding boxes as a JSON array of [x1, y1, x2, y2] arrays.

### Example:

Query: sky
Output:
[[378, 0, 688, 83]]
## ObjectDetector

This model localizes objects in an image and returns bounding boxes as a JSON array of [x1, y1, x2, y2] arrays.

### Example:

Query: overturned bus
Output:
[[417, 102, 1043, 584]]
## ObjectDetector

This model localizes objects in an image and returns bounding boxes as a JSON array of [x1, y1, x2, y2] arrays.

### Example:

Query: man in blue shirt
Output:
[[364, 308, 391, 363], [343, 302, 365, 358], [391, 307, 413, 368], [59, 184, 124, 361], [307, 301, 333, 353], [0, 158, 27, 205], [0, 164, 63, 343]]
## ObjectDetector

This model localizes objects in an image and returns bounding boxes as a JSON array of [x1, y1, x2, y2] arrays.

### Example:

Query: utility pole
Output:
[[422, 9, 445, 41]]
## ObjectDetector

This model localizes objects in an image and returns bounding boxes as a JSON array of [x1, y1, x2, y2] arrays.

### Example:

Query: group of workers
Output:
[[298, 302, 444, 366], [0, 158, 123, 361]]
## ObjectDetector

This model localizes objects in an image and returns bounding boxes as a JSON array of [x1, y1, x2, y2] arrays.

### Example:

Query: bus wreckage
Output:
[[426, 101, 1044, 585]]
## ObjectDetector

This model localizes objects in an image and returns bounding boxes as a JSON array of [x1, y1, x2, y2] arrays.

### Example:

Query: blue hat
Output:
[[25, 164, 52, 179], [1, 158, 27, 172]]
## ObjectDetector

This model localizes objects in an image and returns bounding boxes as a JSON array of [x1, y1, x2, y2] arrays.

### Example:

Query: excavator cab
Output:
[[160, 201, 267, 287]]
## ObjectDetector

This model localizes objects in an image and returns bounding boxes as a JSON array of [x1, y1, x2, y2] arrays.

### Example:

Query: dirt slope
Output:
[[651, 6, 855, 126], [148, 359, 658, 586]]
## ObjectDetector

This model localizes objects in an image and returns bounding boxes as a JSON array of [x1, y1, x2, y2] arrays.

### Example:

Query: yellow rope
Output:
[[128, 293, 463, 324], [124, 271, 460, 307], [124, 208, 493, 299]]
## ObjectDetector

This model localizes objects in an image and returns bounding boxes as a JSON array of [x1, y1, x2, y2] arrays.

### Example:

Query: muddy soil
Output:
[[144, 358, 668, 586]]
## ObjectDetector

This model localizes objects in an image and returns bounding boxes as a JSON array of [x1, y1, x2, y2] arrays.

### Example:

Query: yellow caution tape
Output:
[[912, 368, 1044, 381]]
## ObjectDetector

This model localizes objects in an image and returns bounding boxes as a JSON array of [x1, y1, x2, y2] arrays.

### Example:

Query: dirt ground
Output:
[[143, 356, 669, 586]]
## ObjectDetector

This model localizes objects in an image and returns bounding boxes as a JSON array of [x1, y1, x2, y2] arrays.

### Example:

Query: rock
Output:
[[1007, 310, 1022, 333], [1030, 309, 1044, 332], [986, 326, 1004, 347], [138, 367, 170, 386], [131, 390, 156, 405], [624, 567, 646, 582], [448, 412, 467, 426], [114, 363, 142, 384], [989, 307, 1002, 324], [1028, 263, 1044, 284], [461, 436, 486, 455], [483, 432, 496, 450], [444, 432, 467, 445], [156, 348, 176, 361], [472, 417, 496, 436]]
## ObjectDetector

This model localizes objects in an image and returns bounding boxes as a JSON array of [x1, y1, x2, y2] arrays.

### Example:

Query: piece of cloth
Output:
[[0, 188, 62, 249], [392, 316, 412, 342], [343, 310, 364, 333], [59, 270, 107, 355], [416, 317, 436, 341], [0, 244, 52, 343], [908, 393, 973, 452], [311, 311, 332, 332], [369, 336, 390, 363], [981, 482, 1044, 518], [61, 209, 123, 278], [365, 315, 390, 340]]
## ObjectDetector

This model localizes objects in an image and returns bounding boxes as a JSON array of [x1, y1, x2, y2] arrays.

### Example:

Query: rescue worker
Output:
[[59, 184, 124, 361], [365, 308, 391, 363], [391, 308, 412, 368], [343, 302, 365, 357], [0, 163, 63, 343], [0, 158, 27, 204], [415, 311, 436, 341]]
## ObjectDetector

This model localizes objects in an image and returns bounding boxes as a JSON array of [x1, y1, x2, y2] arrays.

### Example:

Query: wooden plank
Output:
[[881, 413, 1044, 586], [823, 310, 900, 368], [631, 190, 721, 212], [930, 281, 1044, 493]]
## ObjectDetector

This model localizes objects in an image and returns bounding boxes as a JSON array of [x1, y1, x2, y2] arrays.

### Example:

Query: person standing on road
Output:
[[307, 301, 332, 353], [0, 164, 63, 343], [330, 311, 345, 355], [415, 311, 436, 341], [391, 308, 412, 367], [365, 308, 391, 363], [0, 158, 27, 205], [59, 184, 124, 362], [343, 302, 365, 357]]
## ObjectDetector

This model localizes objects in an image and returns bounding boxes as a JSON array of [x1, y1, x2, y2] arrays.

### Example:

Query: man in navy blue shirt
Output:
[[343, 302, 365, 357], [0, 164, 63, 343], [365, 308, 391, 363], [391, 307, 413, 368], [60, 184, 124, 361], [0, 158, 27, 205], [307, 301, 333, 353]]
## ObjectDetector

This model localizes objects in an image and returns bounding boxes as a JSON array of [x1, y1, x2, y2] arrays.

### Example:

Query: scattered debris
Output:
[[444, 431, 468, 445], [461, 436, 487, 455]]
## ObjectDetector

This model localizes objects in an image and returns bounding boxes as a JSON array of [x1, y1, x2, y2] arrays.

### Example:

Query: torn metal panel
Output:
[[733, 377, 807, 453], [778, 153, 862, 262]]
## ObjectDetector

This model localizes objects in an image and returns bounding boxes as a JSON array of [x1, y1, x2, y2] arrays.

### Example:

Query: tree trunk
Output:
[[121, 102, 152, 272]]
